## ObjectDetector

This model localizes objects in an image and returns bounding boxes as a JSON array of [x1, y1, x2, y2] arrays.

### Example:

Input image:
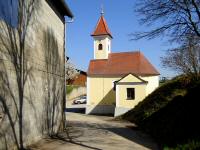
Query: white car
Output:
[[73, 96, 87, 104]]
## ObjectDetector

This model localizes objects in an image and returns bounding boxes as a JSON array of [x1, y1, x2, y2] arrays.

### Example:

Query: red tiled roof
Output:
[[91, 15, 112, 38], [88, 51, 160, 76]]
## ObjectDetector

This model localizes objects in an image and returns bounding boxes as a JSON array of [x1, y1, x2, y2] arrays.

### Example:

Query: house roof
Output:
[[91, 15, 113, 38], [46, 0, 73, 19], [76, 69, 87, 75], [88, 51, 160, 76]]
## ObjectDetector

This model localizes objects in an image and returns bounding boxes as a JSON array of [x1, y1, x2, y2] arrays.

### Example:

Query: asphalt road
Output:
[[65, 101, 86, 113], [29, 112, 159, 150]]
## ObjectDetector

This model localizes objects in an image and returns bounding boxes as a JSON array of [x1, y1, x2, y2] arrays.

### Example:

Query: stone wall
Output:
[[0, 1, 65, 149], [66, 86, 87, 101]]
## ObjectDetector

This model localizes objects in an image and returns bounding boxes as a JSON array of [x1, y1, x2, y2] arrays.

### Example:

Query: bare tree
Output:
[[0, 0, 40, 149], [43, 28, 63, 137], [132, 0, 200, 42], [162, 36, 200, 77]]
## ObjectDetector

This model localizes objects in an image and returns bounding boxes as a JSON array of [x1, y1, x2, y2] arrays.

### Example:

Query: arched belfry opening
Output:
[[98, 44, 103, 50]]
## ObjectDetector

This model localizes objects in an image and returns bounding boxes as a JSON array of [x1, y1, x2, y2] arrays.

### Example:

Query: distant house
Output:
[[67, 70, 87, 86], [0, 0, 73, 148], [86, 12, 159, 116]]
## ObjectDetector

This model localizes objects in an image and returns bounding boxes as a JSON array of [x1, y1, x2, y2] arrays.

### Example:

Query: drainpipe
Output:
[[63, 17, 74, 128], [66, 18, 74, 23]]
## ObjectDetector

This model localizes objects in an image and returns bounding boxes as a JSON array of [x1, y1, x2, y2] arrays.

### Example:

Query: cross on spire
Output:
[[101, 4, 104, 16]]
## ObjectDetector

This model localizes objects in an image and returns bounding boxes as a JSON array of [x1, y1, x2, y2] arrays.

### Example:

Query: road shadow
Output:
[[66, 119, 158, 150], [28, 127, 102, 150], [65, 107, 86, 114]]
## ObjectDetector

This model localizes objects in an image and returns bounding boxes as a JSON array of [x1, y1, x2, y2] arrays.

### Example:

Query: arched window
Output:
[[98, 44, 103, 50]]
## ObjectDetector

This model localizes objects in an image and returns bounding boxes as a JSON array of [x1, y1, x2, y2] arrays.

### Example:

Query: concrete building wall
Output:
[[26, 1, 65, 65], [66, 86, 87, 101], [0, 1, 66, 149]]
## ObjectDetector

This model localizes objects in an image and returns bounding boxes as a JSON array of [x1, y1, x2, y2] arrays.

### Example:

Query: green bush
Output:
[[122, 76, 200, 149], [122, 77, 188, 123]]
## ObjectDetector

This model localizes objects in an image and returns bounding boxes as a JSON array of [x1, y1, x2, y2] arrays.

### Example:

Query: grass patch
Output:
[[66, 85, 79, 94], [164, 140, 200, 150]]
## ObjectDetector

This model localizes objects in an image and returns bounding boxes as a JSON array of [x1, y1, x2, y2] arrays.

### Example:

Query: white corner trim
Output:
[[93, 41, 96, 59], [116, 85, 119, 107], [86, 77, 90, 105]]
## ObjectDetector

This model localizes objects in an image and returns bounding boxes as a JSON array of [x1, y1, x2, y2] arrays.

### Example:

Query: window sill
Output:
[[126, 98, 135, 100]]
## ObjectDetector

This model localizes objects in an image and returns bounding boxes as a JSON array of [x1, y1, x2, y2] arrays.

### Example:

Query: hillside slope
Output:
[[122, 76, 200, 149]]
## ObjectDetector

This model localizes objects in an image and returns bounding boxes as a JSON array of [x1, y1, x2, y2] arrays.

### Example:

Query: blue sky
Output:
[[65, 0, 176, 78], [0, 0, 18, 27]]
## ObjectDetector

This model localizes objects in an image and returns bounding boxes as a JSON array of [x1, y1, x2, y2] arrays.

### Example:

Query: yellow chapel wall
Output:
[[115, 74, 147, 109], [116, 84, 146, 108], [94, 36, 111, 59], [87, 76, 120, 106], [87, 75, 159, 110], [140, 75, 159, 96]]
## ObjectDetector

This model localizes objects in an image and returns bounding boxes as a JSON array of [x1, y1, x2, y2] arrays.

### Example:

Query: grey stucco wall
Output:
[[0, 1, 65, 149]]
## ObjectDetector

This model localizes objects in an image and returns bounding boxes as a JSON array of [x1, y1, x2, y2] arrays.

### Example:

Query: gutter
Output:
[[60, 0, 74, 18]]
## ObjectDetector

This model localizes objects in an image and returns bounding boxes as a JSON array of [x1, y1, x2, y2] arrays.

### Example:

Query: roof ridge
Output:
[[102, 17, 108, 32], [109, 51, 141, 55], [92, 17, 102, 35], [116, 73, 148, 83], [90, 59, 108, 61], [101, 16, 111, 36]]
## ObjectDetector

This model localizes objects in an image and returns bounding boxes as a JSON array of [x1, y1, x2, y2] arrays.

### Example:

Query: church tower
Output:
[[91, 9, 113, 59]]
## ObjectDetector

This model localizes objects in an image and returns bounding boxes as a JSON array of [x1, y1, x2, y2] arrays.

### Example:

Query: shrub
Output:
[[122, 76, 200, 148]]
